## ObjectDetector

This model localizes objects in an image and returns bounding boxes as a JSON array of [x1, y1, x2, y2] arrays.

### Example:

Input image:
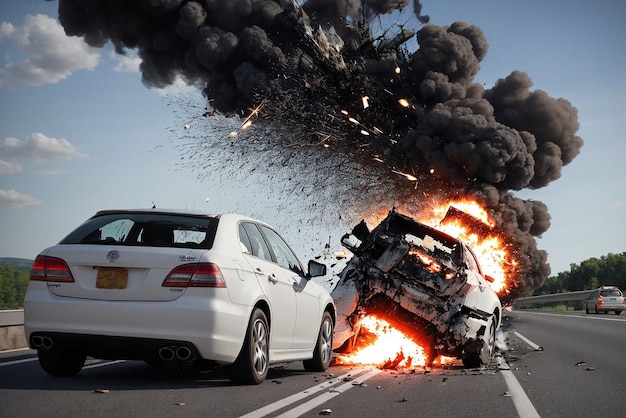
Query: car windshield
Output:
[[59, 212, 219, 249]]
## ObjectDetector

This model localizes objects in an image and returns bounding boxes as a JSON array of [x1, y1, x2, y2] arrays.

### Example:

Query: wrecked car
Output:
[[331, 209, 501, 368]]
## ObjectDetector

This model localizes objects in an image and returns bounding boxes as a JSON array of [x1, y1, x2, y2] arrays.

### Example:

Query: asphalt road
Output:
[[1, 310, 624, 418]]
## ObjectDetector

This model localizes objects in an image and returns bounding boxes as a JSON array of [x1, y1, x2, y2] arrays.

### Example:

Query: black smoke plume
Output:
[[56, 0, 582, 303]]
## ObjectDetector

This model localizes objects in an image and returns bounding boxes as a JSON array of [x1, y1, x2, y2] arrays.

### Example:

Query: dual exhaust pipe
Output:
[[31, 335, 54, 349], [158, 346, 193, 362], [32, 335, 193, 363]]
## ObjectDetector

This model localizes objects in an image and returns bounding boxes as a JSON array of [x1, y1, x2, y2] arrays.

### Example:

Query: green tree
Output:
[[0, 265, 18, 309]]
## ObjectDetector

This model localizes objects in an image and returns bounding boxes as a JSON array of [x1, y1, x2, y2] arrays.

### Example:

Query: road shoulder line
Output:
[[496, 355, 540, 418]]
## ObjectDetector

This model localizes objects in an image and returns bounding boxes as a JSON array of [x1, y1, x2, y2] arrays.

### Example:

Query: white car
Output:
[[331, 210, 502, 368], [24, 209, 335, 384]]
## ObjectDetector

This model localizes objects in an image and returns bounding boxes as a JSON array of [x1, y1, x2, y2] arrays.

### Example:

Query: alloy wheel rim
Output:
[[320, 317, 333, 364], [252, 319, 268, 375]]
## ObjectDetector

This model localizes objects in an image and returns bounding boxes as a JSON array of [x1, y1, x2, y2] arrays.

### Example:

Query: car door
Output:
[[586, 290, 598, 311], [257, 225, 321, 349], [239, 222, 296, 350]]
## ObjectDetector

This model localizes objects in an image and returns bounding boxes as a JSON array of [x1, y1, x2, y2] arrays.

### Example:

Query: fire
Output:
[[409, 249, 442, 273], [336, 315, 459, 369], [424, 198, 514, 293], [363, 197, 517, 294], [337, 316, 427, 368], [432, 199, 493, 227]]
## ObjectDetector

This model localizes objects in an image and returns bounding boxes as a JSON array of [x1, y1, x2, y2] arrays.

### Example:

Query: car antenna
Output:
[[152, 201, 156, 209]]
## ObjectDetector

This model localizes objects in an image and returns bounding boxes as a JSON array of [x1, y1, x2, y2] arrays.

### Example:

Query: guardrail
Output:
[[0, 309, 26, 351], [0, 309, 24, 327], [513, 290, 593, 306]]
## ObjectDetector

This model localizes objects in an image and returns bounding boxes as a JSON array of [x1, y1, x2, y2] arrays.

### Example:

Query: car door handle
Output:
[[268, 273, 278, 284]]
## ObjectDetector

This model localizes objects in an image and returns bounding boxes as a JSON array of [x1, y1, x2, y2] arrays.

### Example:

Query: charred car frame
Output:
[[331, 209, 502, 368]]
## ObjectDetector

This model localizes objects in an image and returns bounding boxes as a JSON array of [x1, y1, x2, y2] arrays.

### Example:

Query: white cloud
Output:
[[0, 159, 22, 174], [0, 132, 88, 164], [0, 189, 40, 208], [110, 51, 141, 73], [0, 14, 100, 87]]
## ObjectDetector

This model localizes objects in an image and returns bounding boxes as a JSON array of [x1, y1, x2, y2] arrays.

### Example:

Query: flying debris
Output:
[[57, 0, 583, 300]]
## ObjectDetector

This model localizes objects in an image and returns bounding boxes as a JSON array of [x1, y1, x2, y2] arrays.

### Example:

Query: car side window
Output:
[[238, 224, 252, 254], [241, 223, 273, 262], [259, 225, 304, 275]]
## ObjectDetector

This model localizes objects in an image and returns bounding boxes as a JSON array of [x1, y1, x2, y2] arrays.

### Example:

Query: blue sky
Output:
[[0, 0, 624, 277]]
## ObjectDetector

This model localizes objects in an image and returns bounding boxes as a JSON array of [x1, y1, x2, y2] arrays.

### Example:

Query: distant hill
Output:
[[0, 258, 34, 269]]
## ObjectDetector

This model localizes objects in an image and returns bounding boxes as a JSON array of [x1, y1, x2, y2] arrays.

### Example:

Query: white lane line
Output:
[[0, 357, 38, 367], [0, 358, 125, 368], [517, 311, 626, 322], [513, 331, 543, 351], [496, 356, 540, 418], [240, 368, 381, 418], [275, 368, 382, 418], [83, 360, 126, 369]]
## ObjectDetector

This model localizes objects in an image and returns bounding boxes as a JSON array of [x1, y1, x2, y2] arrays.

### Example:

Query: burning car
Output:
[[331, 209, 502, 368]]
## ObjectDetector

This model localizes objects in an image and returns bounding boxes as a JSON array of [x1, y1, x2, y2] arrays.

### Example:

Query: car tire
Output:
[[303, 311, 334, 372], [616, 311, 623, 316], [594, 305, 599, 314], [228, 308, 269, 385], [462, 317, 496, 369], [585, 305, 589, 314], [37, 349, 86, 377]]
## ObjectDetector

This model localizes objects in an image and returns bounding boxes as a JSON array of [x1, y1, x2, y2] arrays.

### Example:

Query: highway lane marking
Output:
[[513, 331, 543, 351], [240, 368, 382, 418], [516, 311, 626, 322], [496, 356, 541, 418], [83, 360, 126, 369], [0, 357, 37, 367], [0, 357, 125, 368]]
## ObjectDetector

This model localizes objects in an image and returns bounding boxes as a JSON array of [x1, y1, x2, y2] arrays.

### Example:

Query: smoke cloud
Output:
[[56, 0, 582, 302]]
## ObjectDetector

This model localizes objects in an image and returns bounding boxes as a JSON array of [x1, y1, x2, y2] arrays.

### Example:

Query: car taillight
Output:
[[162, 263, 226, 288], [30, 255, 75, 282]]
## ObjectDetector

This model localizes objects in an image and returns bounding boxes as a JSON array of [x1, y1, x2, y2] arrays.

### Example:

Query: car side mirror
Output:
[[307, 260, 327, 279]]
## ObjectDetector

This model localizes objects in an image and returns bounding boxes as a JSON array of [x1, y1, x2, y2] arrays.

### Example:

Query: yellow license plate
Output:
[[96, 267, 128, 289]]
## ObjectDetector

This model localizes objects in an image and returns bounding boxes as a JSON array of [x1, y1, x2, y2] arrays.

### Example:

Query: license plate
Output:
[[96, 267, 128, 289]]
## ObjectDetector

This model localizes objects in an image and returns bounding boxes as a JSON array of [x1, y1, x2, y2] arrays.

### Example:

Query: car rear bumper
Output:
[[24, 284, 251, 364]]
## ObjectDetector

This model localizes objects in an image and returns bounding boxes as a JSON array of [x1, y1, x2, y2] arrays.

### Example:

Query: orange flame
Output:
[[422, 198, 516, 293], [409, 249, 442, 273], [336, 316, 427, 368], [336, 316, 459, 369]]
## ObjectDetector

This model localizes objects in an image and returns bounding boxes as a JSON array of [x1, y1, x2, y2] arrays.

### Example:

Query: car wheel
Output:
[[616, 311, 623, 316], [594, 305, 599, 314], [228, 308, 269, 385], [37, 349, 86, 377], [462, 317, 496, 369], [303, 311, 334, 372], [585, 305, 589, 314]]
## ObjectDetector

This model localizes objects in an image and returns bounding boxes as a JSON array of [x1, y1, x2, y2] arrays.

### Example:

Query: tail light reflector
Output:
[[162, 263, 226, 288], [30, 255, 75, 282]]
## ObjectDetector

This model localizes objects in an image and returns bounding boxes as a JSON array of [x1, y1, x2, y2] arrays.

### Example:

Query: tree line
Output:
[[534, 252, 626, 295]]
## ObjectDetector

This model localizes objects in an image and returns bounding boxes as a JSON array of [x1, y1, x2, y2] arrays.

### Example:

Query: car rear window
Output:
[[600, 289, 623, 297], [59, 212, 219, 249]]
